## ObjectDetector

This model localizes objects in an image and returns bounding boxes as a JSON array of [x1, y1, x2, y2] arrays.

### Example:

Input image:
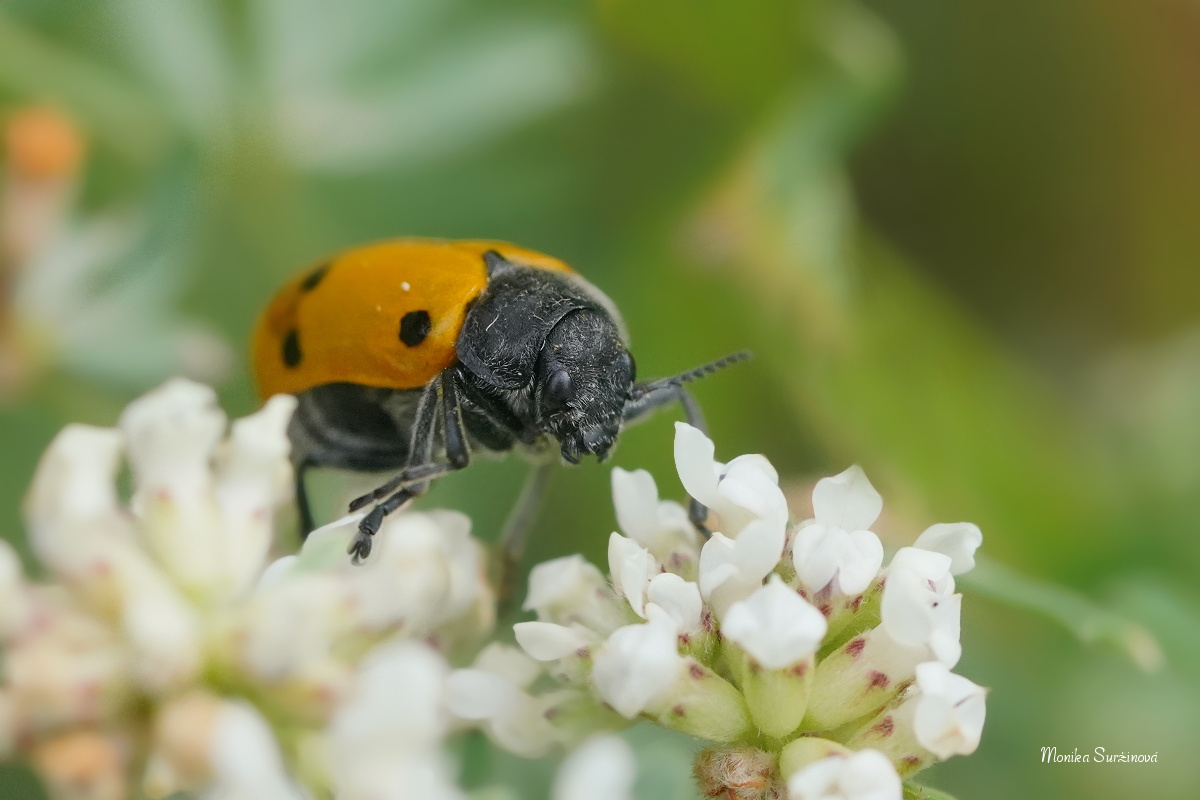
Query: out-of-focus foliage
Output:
[[1, 0, 1197, 798]]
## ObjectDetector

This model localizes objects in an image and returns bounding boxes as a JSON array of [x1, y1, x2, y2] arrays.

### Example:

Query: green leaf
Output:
[[962, 557, 1164, 672]]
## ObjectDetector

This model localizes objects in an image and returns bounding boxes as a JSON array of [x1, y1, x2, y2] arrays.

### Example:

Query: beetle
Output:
[[252, 239, 747, 564]]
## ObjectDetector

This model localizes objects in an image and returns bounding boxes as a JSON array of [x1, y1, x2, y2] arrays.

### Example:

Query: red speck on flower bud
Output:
[[868, 670, 890, 690], [872, 715, 894, 737], [845, 637, 866, 658], [789, 661, 808, 678], [689, 663, 706, 680]]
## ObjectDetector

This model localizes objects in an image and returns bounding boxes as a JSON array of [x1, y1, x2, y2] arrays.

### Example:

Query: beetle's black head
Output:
[[533, 309, 635, 464]]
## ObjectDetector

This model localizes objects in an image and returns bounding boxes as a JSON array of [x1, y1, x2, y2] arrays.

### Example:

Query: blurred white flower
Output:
[[5, 378, 496, 799], [592, 607, 685, 718], [446, 644, 558, 758], [514, 621, 596, 662], [787, 749, 901, 800], [330, 641, 462, 800], [552, 735, 637, 800], [525, 554, 628, 635]]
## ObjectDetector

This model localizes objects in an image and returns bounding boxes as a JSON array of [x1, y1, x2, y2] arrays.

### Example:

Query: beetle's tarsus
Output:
[[348, 530, 374, 563]]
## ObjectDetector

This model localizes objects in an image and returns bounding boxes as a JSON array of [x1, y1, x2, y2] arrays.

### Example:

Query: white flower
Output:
[[674, 423, 788, 534], [514, 621, 596, 662], [330, 642, 461, 800], [608, 532, 659, 618], [446, 643, 558, 758], [880, 550, 961, 668], [119, 379, 230, 596], [791, 467, 884, 595], [23, 423, 130, 579], [525, 554, 627, 635], [146, 694, 301, 800], [592, 607, 685, 718], [235, 573, 350, 688], [552, 735, 637, 800], [886, 547, 955, 593], [211, 395, 298, 595], [913, 662, 987, 759], [787, 749, 901, 800], [722, 576, 827, 670], [611, 467, 697, 560], [445, 669, 557, 758], [605, 533, 704, 634], [647, 573, 703, 635], [313, 509, 493, 639], [9, 378, 503, 800], [203, 702, 303, 800], [913, 523, 983, 576], [698, 518, 786, 617]]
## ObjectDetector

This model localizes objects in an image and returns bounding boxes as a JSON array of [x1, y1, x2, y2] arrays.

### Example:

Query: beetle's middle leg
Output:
[[347, 374, 472, 563]]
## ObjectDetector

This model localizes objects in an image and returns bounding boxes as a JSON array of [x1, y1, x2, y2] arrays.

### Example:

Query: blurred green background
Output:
[[2, 1, 1198, 798]]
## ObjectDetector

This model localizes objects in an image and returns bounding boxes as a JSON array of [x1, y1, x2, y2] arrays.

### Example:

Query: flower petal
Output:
[[514, 622, 592, 662], [787, 749, 901, 800], [673, 423, 722, 507], [592, 613, 683, 718], [811, 466, 882, 533], [914, 522, 983, 576], [646, 573, 702, 634], [722, 576, 827, 669], [607, 533, 658, 618], [611, 468, 659, 546], [913, 662, 987, 759], [552, 735, 637, 800]]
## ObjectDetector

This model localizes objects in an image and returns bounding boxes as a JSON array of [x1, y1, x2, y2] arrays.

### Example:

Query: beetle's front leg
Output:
[[347, 374, 472, 563]]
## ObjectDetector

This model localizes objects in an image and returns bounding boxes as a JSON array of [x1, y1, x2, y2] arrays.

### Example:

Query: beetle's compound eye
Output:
[[543, 368, 574, 411], [618, 350, 636, 384]]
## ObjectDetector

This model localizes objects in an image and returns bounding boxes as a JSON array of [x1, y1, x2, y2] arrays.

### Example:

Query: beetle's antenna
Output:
[[628, 350, 752, 401]]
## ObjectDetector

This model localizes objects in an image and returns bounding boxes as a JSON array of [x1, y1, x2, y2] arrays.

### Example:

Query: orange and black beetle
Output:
[[253, 239, 746, 562]]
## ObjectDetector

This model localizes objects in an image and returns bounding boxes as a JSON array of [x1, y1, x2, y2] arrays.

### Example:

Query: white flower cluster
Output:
[[496, 423, 987, 800], [0, 379, 493, 800], [0, 380, 988, 800]]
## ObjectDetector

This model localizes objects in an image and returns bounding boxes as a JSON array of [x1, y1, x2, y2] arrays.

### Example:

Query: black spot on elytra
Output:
[[400, 310, 431, 347], [300, 262, 330, 292], [282, 329, 302, 367]]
